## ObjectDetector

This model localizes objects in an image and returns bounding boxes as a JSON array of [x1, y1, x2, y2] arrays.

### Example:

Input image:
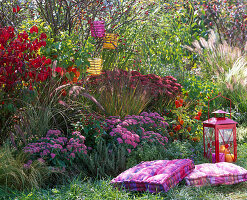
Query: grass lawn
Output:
[[2, 141, 247, 200]]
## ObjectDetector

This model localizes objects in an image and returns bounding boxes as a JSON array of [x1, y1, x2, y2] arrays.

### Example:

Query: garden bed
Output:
[[0, 0, 246, 199]]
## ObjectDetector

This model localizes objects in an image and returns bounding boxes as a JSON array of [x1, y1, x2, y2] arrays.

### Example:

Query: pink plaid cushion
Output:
[[185, 162, 247, 187], [110, 159, 194, 193]]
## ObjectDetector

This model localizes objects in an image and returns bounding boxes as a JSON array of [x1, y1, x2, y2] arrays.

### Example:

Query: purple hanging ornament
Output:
[[90, 21, 105, 38]]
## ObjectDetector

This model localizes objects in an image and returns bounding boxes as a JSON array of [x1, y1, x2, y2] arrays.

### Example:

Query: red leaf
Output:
[[40, 32, 47, 40], [30, 25, 38, 34], [17, 5, 20, 12]]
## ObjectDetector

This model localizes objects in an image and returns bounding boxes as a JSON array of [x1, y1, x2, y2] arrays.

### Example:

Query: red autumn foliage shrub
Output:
[[0, 26, 51, 91], [0, 26, 52, 143]]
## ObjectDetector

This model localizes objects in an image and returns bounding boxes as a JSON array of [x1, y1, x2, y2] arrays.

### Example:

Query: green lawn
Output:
[[2, 178, 247, 200], [2, 142, 247, 200]]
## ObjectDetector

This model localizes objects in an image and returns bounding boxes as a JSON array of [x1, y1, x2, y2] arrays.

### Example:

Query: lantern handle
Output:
[[207, 92, 231, 119]]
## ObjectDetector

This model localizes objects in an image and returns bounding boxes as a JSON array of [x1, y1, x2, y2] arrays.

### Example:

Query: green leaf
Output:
[[65, 72, 71, 80], [46, 48, 51, 54], [191, 23, 197, 28], [201, 9, 205, 16], [75, 59, 82, 67]]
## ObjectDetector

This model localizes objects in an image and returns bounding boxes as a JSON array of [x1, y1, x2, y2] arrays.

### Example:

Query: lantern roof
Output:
[[212, 110, 229, 114], [203, 117, 238, 125]]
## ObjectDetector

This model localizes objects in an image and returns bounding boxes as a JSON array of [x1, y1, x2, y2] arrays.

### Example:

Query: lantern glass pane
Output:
[[218, 128, 234, 161], [204, 127, 215, 161], [218, 129, 233, 143]]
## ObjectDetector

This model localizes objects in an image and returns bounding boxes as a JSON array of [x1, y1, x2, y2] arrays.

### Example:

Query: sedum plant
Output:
[[23, 130, 88, 169], [73, 111, 169, 178]]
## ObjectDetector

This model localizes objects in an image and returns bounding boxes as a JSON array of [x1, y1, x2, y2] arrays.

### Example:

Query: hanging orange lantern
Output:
[[87, 58, 103, 75], [103, 33, 118, 49]]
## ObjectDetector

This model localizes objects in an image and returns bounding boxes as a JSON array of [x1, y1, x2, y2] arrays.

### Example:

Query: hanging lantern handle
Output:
[[207, 92, 232, 119]]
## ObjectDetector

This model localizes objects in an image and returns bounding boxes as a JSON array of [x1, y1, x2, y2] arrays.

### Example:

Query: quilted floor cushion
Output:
[[185, 162, 247, 187], [110, 159, 194, 193]]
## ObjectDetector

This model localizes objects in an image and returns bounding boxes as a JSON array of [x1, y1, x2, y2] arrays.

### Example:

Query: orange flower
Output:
[[175, 100, 180, 108], [174, 125, 181, 132], [194, 115, 200, 120], [72, 68, 78, 73], [74, 70, 80, 78], [192, 137, 200, 142], [179, 119, 184, 126], [72, 77, 78, 83], [187, 127, 191, 132], [67, 66, 74, 72], [175, 100, 182, 108], [169, 132, 174, 137]]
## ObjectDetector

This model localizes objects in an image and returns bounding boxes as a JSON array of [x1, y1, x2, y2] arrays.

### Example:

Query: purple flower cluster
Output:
[[110, 127, 140, 149], [106, 112, 169, 153], [67, 131, 87, 157], [23, 130, 87, 168], [104, 116, 121, 131], [23, 160, 32, 169], [142, 130, 168, 146]]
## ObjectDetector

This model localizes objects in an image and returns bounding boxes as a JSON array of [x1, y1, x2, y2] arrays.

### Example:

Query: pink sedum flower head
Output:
[[37, 158, 45, 164], [23, 164, 31, 169], [51, 153, 56, 159], [117, 137, 123, 144], [70, 153, 75, 158]]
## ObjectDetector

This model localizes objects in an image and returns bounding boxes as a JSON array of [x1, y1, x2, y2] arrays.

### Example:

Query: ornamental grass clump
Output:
[[185, 29, 247, 115], [86, 69, 151, 118], [86, 69, 182, 116], [24, 130, 87, 168], [0, 144, 50, 191]]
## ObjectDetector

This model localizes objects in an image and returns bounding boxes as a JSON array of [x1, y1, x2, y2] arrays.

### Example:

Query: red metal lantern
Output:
[[203, 93, 237, 163]]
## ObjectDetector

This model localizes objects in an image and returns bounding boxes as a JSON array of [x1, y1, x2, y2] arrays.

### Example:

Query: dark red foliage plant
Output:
[[86, 69, 182, 112]]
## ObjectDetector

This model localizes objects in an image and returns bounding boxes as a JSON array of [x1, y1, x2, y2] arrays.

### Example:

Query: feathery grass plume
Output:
[[66, 85, 105, 112], [9, 78, 86, 143], [14, 125, 26, 145], [185, 29, 247, 115], [9, 132, 16, 149], [225, 56, 247, 87], [184, 29, 246, 78]]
